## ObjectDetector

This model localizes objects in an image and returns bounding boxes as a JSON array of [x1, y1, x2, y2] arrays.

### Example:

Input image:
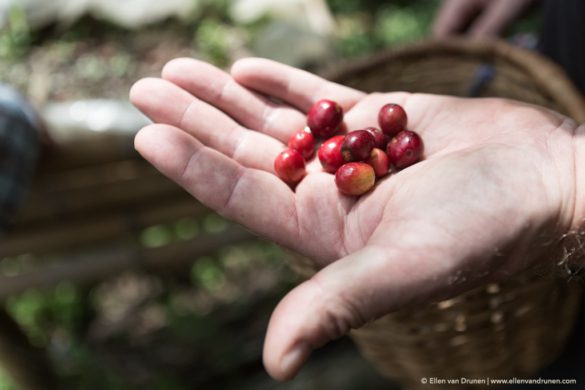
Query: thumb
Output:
[[263, 245, 456, 381]]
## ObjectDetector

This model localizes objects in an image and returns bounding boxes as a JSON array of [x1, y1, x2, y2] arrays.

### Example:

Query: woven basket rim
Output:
[[326, 38, 585, 124]]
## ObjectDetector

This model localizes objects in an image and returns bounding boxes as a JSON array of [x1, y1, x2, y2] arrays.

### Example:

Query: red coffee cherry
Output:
[[307, 99, 343, 138], [318, 135, 345, 173], [274, 148, 306, 184], [341, 130, 375, 162], [378, 103, 407, 137], [288, 128, 315, 159], [335, 162, 376, 196], [386, 130, 423, 170], [364, 126, 390, 150], [366, 148, 390, 177]]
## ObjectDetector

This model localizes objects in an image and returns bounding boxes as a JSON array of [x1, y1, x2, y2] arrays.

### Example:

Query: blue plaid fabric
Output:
[[0, 85, 40, 230]]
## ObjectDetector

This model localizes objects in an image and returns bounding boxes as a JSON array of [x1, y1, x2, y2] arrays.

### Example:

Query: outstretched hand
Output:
[[130, 58, 581, 381]]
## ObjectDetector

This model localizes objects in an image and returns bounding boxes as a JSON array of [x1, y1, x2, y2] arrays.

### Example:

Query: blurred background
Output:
[[0, 0, 541, 389]]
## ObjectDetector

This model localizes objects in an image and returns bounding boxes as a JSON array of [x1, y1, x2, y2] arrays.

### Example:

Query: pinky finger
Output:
[[135, 124, 300, 245]]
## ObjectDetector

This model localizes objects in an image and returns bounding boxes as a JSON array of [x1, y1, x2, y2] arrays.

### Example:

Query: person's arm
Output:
[[130, 58, 584, 380], [432, 0, 536, 38]]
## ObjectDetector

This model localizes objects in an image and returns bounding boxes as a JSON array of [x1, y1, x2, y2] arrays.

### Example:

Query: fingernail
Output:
[[280, 342, 310, 379]]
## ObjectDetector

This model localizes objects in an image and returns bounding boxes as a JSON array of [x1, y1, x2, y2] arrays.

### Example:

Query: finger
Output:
[[134, 123, 299, 244], [162, 58, 306, 143], [231, 58, 365, 113], [130, 78, 284, 173], [469, 0, 533, 37], [431, 0, 481, 38], [263, 245, 465, 381]]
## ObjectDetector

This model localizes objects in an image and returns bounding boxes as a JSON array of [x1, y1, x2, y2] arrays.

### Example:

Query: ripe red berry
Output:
[[378, 103, 407, 137], [288, 128, 315, 159], [386, 130, 424, 170], [364, 127, 390, 150], [274, 148, 306, 184], [335, 162, 375, 196], [318, 135, 345, 173], [366, 148, 390, 177], [341, 130, 375, 162], [307, 99, 343, 138]]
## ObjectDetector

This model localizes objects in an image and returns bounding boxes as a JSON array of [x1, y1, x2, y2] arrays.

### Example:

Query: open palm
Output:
[[130, 58, 580, 380]]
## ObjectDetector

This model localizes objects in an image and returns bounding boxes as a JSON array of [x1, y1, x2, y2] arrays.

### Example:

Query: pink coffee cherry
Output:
[[386, 130, 424, 170], [378, 103, 407, 137], [335, 162, 375, 196], [318, 135, 345, 173], [341, 130, 375, 162], [366, 148, 390, 177], [307, 99, 343, 138], [274, 148, 306, 184], [288, 128, 315, 159], [364, 126, 390, 150]]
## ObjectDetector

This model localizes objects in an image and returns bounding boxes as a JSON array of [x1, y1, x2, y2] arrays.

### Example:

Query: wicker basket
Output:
[[321, 39, 585, 389]]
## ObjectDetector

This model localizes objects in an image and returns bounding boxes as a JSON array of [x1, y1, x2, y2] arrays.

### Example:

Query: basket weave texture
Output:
[[319, 39, 585, 388]]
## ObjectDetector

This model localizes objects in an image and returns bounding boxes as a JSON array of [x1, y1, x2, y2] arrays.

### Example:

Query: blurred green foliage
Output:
[[140, 214, 228, 248], [7, 283, 83, 347], [0, 6, 31, 61], [0, 374, 14, 390], [335, 0, 439, 58], [2, 223, 293, 388], [141, 225, 174, 248], [192, 256, 226, 291], [174, 218, 200, 240], [194, 20, 233, 67], [190, 0, 442, 65]]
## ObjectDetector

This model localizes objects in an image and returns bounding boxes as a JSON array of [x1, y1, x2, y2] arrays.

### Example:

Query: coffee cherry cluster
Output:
[[274, 99, 424, 196]]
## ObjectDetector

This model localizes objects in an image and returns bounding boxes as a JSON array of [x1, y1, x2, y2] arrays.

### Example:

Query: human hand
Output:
[[130, 58, 584, 381], [432, 0, 535, 38]]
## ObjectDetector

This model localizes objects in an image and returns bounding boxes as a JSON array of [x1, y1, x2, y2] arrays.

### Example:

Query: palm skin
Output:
[[130, 57, 583, 381]]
